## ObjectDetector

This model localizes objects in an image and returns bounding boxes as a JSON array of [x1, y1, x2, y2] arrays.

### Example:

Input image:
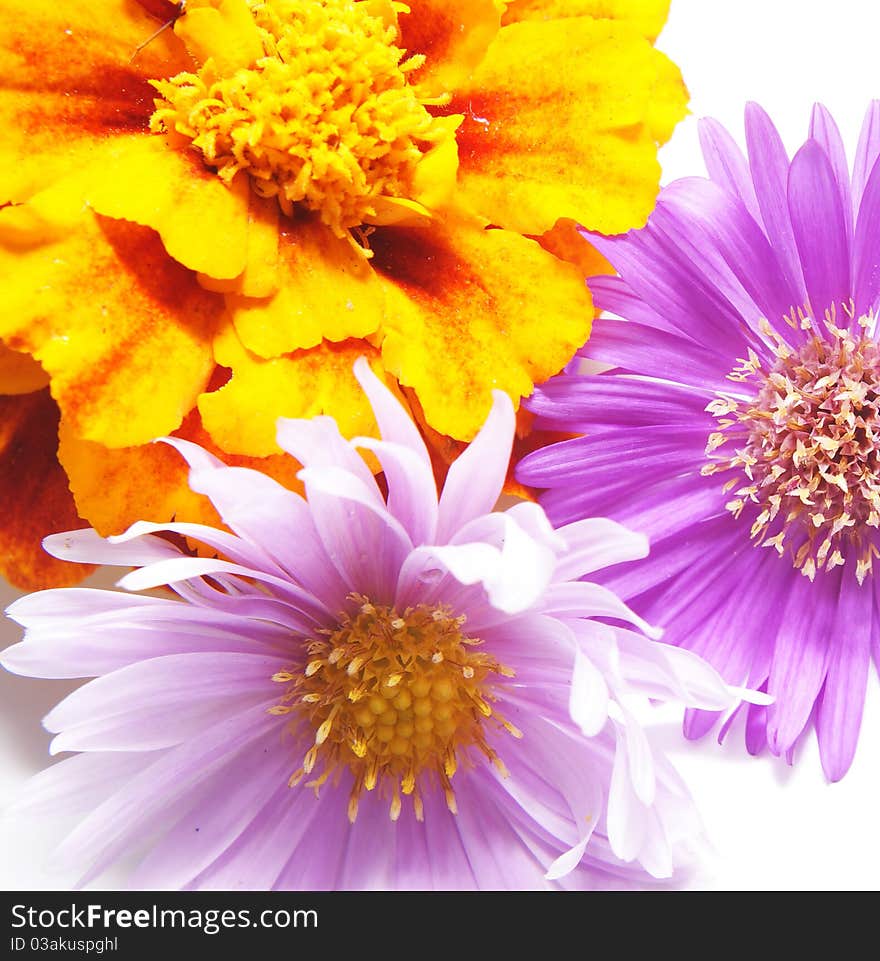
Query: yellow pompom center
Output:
[[150, 0, 454, 239], [270, 595, 520, 823]]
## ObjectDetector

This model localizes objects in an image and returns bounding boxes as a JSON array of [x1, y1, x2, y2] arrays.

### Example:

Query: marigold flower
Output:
[[0, 0, 686, 588], [518, 103, 880, 781], [1, 359, 762, 889]]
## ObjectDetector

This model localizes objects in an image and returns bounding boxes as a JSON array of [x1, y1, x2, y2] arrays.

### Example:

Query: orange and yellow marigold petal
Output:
[[83, 137, 251, 280], [401, 0, 503, 98], [0, 391, 93, 590], [199, 325, 393, 457], [0, 0, 190, 203], [372, 215, 593, 441], [225, 216, 386, 359], [502, 0, 671, 42], [534, 217, 615, 290], [0, 344, 49, 396], [451, 16, 687, 236], [0, 201, 220, 449], [58, 405, 304, 540]]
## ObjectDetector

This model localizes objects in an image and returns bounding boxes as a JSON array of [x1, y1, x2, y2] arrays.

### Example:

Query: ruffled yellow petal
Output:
[[372, 214, 592, 441], [195, 188, 281, 298], [0, 343, 49, 395], [226, 216, 385, 359], [0, 198, 220, 448], [83, 136, 251, 279], [502, 0, 671, 42], [199, 324, 390, 456], [0, 0, 191, 203], [451, 17, 688, 235], [0, 390, 93, 589], [401, 0, 504, 98], [644, 48, 690, 144], [59, 405, 304, 538]]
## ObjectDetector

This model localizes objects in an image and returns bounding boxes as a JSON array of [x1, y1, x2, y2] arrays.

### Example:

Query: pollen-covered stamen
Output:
[[149, 0, 455, 244], [270, 595, 519, 823], [703, 308, 880, 583]]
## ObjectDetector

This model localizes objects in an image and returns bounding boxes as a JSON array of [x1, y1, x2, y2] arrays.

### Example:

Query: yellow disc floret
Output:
[[150, 0, 453, 238], [270, 595, 520, 823]]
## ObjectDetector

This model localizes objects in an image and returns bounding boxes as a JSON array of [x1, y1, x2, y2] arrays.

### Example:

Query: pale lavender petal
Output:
[[353, 438, 438, 546], [274, 464, 413, 605], [337, 801, 401, 890], [542, 582, 663, 640], [5, 752, 154, 820], [52, 705, 279, 885], [188, 786, 329, 890], [605, 723, 648, 864], [612, 629, 767, 710], [108, 520, 283, 577], [436, 390, 515, 544], [2, 602, 290, 679], [406, 514, 557, 615], [569, 646, 609, 737], [126, 738, 293, 890], [351, 356, 432, 467], [43, 653, 281, 754], [502, 502, 567, 555], [270, 791, 354, 889], [411, 788, 479, 889], [43, 529, 180, 567], [617, 709, 656, 806], [116, 557, 326, 627], [788, 139, 851, 316], [163, 437, 349, 608], [553, 518, 648, 582], [276, 415, 380, 497]]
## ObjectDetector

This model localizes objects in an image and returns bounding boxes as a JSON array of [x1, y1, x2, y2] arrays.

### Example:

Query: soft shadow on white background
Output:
[[2, 0, 880, 890]]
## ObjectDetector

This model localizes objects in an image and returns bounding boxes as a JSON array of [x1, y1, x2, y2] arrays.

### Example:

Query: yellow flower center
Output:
[[703, 309, 880, 583], [270, 595, 519, 823], [149, 0, 453, 239]]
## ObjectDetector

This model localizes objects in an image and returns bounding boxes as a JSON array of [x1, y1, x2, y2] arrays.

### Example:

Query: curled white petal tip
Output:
[[728, 685, 774, 706], [543, 834, 593, 882], [351, 354, 372, 382], [41, 531, 84, 559]]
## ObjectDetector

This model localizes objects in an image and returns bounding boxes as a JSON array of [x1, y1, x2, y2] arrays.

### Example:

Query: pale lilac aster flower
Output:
[[518, 102, 880, 782], [1, 360, 757, 890]]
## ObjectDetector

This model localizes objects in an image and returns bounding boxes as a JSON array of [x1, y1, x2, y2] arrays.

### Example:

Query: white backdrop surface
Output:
[[1, 0, 879, 890]]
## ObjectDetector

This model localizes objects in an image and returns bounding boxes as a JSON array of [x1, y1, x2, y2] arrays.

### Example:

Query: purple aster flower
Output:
[[0, 359, 758, 890], [518, 102, 880, 782]]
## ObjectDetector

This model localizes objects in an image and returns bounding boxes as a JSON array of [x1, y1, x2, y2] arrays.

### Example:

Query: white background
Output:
[[1, 0, 879, 890]]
